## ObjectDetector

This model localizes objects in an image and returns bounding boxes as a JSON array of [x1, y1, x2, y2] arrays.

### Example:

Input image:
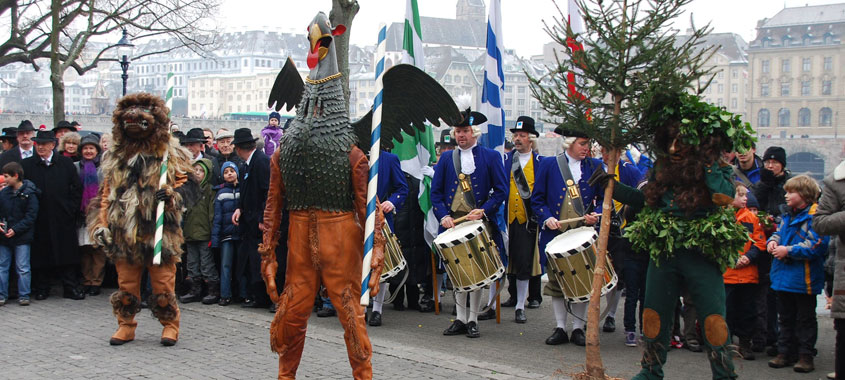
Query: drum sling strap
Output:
[[556, 154, 586, 218], [511, 155, 536, 224]]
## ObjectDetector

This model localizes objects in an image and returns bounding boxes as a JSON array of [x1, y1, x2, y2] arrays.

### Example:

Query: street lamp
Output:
[[116, 28, 134, 96]]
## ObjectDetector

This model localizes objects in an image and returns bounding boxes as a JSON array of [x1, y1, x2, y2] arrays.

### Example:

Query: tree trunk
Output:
[[49, 0, 64, 127], [330, 0, 359, 106]]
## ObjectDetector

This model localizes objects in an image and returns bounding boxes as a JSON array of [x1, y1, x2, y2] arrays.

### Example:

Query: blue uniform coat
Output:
[[377, 151, 409, 230]]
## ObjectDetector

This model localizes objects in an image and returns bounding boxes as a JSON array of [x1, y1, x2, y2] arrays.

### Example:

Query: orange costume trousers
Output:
[[111, 259, 180, 344], [272, 210, 372, 380]]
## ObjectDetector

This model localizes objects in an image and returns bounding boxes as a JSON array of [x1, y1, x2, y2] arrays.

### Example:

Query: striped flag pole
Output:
[[152, 150, 169, 265], [479, 0, 506, 156], [360, 23, 388, 306], [165, 72, 174, 118]]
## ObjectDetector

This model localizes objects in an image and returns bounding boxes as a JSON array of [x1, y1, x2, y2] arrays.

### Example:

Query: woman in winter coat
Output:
[[76, 134, 104, 296]]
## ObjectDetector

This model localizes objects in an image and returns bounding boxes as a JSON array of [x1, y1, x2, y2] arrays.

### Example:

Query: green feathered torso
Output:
[[279, 77, 357, 212]]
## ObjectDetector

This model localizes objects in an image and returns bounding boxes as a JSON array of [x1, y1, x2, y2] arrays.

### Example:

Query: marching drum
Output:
[[380, 223, 406, 281], [545, 226, 618, 303], [434, 220, 504, 292]]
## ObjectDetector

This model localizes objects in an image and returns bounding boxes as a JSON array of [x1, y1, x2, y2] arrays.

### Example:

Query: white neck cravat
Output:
[[517, 151, 531, 168], [458, 144, 477, 175], [565, 152, 583, 183]]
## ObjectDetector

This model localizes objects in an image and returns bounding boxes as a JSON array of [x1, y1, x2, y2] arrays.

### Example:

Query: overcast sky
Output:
[[218, 0, 839, 57]]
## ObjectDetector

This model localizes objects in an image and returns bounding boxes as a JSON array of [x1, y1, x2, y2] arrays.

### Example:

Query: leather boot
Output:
[[111, 260, 143, 346], [149, 263, 180, 346], [793, 354, 814, 373], [179, 279, 202, 303], [202, 281, 220, 305], [738, 337, 756, 360]]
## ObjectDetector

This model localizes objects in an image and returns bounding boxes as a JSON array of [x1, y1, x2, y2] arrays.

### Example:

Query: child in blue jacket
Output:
[[0, 162, 39, 306], [211, 161, 241, 306], [766, 174, 829, 373]]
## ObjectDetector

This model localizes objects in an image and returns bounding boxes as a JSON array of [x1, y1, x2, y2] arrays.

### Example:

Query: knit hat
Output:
[[762, 146, 786, 167], [221, 161, 239, 178], [746, 191, 760, 209], [269, 112, 281, 122]]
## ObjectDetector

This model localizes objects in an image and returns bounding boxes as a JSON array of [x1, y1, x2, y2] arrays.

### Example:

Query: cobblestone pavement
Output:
[[0, 288, 835, 379]]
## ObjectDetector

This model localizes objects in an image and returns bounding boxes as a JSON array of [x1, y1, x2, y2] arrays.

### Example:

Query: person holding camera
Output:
[[0, 162, 39, 306]]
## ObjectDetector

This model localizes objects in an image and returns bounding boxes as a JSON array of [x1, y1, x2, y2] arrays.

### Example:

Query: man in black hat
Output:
[[0, 127, 18, 153], [531, 127, 601, 346], [182, 128, 221, 186], [486, 116, 543, 324], [21, 130, 84, 300], [230, 128, 274, 308], [53, 120, 76, 141], [0, 120, 37, 168], [431, 109, 508, 338], [435, 129, 457, 160]]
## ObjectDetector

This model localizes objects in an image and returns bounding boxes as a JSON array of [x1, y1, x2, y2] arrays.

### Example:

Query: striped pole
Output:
[[361, 23, 387, 306], [151, 150, 170, 265], [165, 72, 174, 118]]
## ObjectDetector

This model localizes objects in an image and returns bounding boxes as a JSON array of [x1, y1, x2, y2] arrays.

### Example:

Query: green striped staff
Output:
[[152, 150, 169, 265]]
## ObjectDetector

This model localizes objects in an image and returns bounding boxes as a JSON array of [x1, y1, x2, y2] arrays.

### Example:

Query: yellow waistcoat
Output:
[[508, 154, 535, 224]]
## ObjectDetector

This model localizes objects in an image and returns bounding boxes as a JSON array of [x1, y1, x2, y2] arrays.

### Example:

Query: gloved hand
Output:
[[420, 165, 435, 178], [587, 166, 615, 189], [155, 189, 172, 203]]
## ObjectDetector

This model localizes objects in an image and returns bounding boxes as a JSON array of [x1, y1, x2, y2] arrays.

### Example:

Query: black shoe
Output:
[[218, 297, 231, 306], [34, 291, 49, 301], [63, 288, 86, 300], [443, 320, 467, 335], [268, 303, 278, 313], [241, 298, 257, 308], [87, 286, 101, 296], [515, 309, 527, 324], [571, 328, 586, 346], [687, 339, 703, 352], [392, 302, 406, 311], [466, 321, 480, 338], [545, 328, 569, 345], [526, 300, 541, 309], [501, 298, 517, 307], [603, 316, 616, 332], [317, 307, 336, 317], [477, 308, 496, 320], [369, 311, 382, 326], [766, 345, 779, 357], [418, 301, 435, 313], [179, 293, 201, 303]]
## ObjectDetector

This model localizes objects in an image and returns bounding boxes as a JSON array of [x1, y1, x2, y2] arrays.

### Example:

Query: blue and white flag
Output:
[[479, 0, 505, 156]]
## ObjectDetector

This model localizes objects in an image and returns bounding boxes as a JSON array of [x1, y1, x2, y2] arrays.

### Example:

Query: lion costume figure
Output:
[[88, 93, 197, 347]]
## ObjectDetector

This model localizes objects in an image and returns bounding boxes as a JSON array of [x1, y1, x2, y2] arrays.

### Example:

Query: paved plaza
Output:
[[0, 288, 836, 379]]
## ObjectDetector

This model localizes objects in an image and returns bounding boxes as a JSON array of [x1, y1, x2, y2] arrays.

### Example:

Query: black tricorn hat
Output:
[[510, 116, 539, 136], [454, 109, 487, 127], [437, 129, 456, 146], [180, 128, 206, 144], [554, 126, 589, 139], [52, 120, 74, 133], [231, 128, 258, 146], [31, 130, 57, 144], [16, 120, 36, 132]]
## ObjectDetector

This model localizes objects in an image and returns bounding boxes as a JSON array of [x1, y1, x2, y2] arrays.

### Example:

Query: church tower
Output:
[[456, 0, 485, 24]]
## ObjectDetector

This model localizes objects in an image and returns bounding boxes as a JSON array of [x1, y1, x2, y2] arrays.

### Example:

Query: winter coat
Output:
[[753, 169, 793, 219], [211, 152, 244, 188], [22, 153, 82, 268], [0, 180, 40, 246], [723, 207, 767, 284], [261, 125, 283, 157], [210, 182, 240, 248], [183, 158, 214, 242], [769, 203, 830, 295], [813, 160, 845, 318]]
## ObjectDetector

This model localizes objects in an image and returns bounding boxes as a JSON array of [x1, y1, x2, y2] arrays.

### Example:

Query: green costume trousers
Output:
[[633, 249, 737, 380]]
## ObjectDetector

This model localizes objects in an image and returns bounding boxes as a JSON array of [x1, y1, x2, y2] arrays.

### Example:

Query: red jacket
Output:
[[723, 207, 767, 284]]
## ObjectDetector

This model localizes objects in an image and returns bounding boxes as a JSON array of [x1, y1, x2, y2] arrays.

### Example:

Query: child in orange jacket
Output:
[[724, 182, 767, 360]]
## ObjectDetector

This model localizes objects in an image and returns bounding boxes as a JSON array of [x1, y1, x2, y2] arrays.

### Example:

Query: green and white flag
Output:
[[395, 0, 438, 245], [165, 72, 174, 118]]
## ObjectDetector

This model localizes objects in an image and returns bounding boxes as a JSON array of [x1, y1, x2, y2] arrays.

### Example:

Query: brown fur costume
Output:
[[87, 92, 195, 346]]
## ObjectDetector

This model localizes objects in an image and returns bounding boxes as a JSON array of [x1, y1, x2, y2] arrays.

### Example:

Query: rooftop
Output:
[[760, 3, 845, 28]]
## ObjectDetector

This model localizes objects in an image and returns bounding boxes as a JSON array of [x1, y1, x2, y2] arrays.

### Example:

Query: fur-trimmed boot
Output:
[[109, 291, 140, 345], [179, 279, 202, 303], [202, 281, 219, 305], [149, 262, 181, 346]]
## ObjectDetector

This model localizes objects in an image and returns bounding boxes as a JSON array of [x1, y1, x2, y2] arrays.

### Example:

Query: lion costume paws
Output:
[[92, 227, 112, 247]]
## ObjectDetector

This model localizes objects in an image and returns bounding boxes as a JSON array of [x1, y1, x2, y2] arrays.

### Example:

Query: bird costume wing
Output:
[[267, 57, 305, 112]]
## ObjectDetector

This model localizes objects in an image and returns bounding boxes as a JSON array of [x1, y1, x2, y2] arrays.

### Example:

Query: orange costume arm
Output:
[[259, 150, 285, 303], [349, 146, 385, 296]]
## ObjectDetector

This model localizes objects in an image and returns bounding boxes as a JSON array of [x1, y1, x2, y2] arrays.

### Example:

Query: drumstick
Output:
[[556, 216, 586, 225], [452, 210, 483, 225]]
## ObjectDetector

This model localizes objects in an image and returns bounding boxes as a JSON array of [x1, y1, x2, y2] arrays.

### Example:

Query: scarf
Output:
[[80, 159, 99, 212]]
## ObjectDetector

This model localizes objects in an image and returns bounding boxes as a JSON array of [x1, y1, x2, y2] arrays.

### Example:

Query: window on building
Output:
[[758, 109, 770, 127], [820, 107, 833, 126], [802, 58, 811, 72], [718, 84, 724, 93], [463, 76, 470, 84], [717, 98, 723, 107], [798, 108, 811, 126], [444, 75, 451, 83], [732, 70, 738, 79], [228, 83, 233, 90], [822, 80, 832, 95], [824, 57, 833, 71], [718, 71, 724, 79], [246, 94, 251, 101], [243, 59, 248, 67], [778, 108, 790, 127], [731, 98, 738, 109], [236, 95, 241, 101], [505, 98, 512, 105], [762, 60, 770, 73], [518, 99, 525, 106], [801, 80, 811, 96], [731, 84, 738, 93], [761, 82, 770, 97], [781, 82, 790, 96], [518, 86, 525, 94], [505, 110, 512, 117], [781, 58, 790, 73]]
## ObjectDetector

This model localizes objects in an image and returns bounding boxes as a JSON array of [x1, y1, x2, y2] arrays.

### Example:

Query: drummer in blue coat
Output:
[[368, 149, 409, 327], [431, 109, 508, 339], [531, 127, 601, 346]]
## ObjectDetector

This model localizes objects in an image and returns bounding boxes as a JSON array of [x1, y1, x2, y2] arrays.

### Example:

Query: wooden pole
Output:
[[431, 248, 440, 315]]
